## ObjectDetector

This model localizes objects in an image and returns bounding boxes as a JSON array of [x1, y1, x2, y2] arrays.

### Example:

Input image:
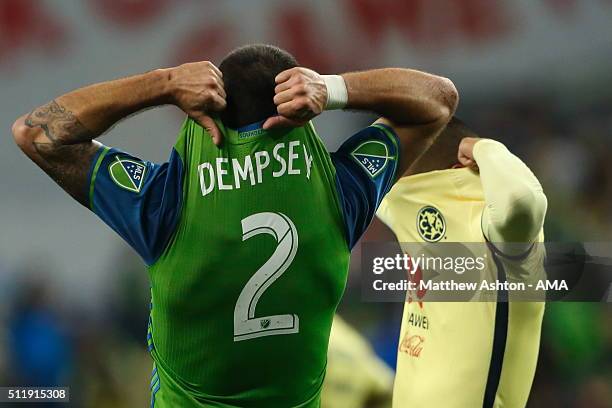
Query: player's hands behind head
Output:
[[458, 137, 482, 169], [166, 61, 226, 146], [166, 63, 328, 141], [263, 67, 327, 130]]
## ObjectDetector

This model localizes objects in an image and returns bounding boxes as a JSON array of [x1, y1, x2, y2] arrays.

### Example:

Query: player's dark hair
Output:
[[219, 44, 298, 129], [407, 117, 480, 175]]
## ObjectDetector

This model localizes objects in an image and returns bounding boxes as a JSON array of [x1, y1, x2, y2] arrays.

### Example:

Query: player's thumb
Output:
[[263, 115, 303, 130], [458, 154, 475, 168], [197, 115, 224, 147]]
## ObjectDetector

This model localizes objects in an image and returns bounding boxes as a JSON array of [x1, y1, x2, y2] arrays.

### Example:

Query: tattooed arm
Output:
[[12, 61, 226, 206]]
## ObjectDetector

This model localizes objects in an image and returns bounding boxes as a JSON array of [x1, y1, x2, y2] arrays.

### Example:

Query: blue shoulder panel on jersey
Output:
[[331, 124, 399, 249], [88, 147, 184, 265]]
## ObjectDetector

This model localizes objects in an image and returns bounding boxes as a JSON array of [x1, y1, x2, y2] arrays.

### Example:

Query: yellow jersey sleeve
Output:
[[473, 139, 547, 255]]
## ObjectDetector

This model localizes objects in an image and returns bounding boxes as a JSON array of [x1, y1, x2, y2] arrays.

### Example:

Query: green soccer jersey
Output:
[[88, 118, 399, 407]]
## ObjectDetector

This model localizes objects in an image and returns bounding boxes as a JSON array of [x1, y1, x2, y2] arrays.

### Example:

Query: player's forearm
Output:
[[16, 69, 171, 146], [474, 139, 547, 245], [341, 68, 458, 126], [11, 61, 225, 207]]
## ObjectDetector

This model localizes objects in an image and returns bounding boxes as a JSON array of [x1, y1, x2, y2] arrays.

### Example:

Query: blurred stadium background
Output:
[[0, 1, 610, 407]]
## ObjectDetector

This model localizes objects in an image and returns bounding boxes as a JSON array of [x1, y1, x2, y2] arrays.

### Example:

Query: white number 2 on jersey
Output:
[[233, 212, 299, 342]]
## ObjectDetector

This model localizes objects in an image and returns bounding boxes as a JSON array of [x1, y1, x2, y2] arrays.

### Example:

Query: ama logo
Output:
[[351, 140, 394, 178], [417, 206, 446, 242], [109, 156, 147, 193]]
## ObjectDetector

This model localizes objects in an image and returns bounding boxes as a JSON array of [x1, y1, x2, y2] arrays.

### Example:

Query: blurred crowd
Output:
[[1, 93, 610, 407], [0, 251, 151, 408], [468, 94, 612, 243]]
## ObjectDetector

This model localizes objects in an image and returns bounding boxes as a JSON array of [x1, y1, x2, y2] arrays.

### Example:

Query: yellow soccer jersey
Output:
[[322, 316, 393, 408], [377, 167, 545, 408]]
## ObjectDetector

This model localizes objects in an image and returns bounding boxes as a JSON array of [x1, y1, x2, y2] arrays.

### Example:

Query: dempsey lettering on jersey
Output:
[[198, 141, 313, 197]]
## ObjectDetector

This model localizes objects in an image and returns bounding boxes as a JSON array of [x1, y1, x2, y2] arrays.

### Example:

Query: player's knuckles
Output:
[[296, 67, 312, 77], [276, 67, 296, 82], [293, 84, 308, 96], [200, 89, 221, 105], [205, 75, 220, 88], [292, 72, 308, 85], [287, 67, 302, 76], [194, 89, 208, 101], [214, 82, 226, 95], [209, 94, 226, 110], [278, 103, 299, 117], [295, 97, 312, 111], [311, 99, 324, 114], [288, 86, 304, 98], [283, 101, 303, 115], [205, 88, 218, 97], [217, 98, 228, 110], [209, 82, 224, 95], [209, 69, 223, 83], [277, 104, 292, 116], [273, 93, 286, 105]]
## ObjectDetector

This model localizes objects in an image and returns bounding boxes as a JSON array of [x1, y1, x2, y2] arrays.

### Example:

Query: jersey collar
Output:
[[391, 167, 484, 203], [222, 119, 290, 145]]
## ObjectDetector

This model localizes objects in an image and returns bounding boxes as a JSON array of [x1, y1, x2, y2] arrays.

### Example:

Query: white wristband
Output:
[[322, 75, 348, 110]]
